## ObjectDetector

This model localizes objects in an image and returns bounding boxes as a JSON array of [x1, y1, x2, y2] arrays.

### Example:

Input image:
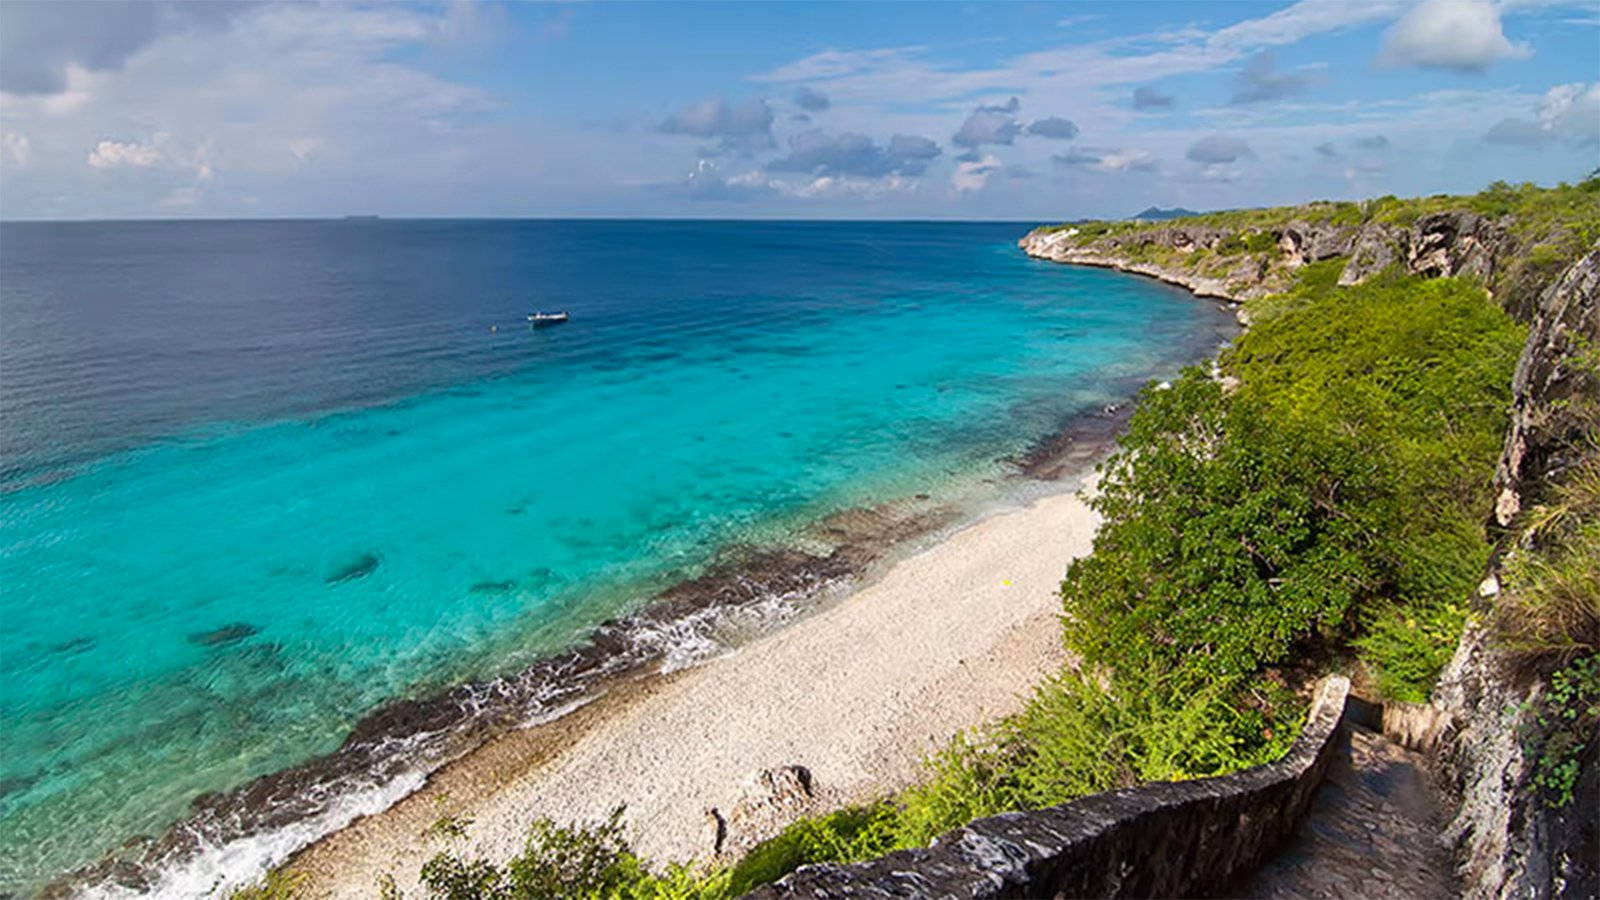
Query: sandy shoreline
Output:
[[287, 473, 1101, 897]]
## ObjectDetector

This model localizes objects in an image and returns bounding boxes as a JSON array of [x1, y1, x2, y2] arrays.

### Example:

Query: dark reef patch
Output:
[[51, 636, 96, 656], [324, 553, 380, 584], [187, 623, 259, 648]]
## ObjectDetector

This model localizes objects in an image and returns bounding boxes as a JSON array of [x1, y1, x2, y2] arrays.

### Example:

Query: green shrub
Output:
[[228, 872, 306, 900], [1064, 266, 1522, 698], [1495, 445, 1600, 673], [1355, 599, 1468, 703], [415, 807, 728, 900], [893, 668, 1300, 848], [723, 804, 898, 896], [1525, 654, 1600, 807]]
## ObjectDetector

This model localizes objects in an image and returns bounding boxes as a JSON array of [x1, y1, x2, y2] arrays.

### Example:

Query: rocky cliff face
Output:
[[1018, 211, 1512, 308], [1437, 247, 1600, 900]]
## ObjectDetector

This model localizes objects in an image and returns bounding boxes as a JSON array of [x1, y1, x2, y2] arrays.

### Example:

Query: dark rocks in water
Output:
[[0, 772, 40, 800], [51, 635, 96, 656], [187, 623, 259, 647], [325, 552, 380, 584], [470, 580, 515, 594]]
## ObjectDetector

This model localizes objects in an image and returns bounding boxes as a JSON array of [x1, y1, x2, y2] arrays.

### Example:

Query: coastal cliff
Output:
[[1015, 198, 1600, 900], [1433, 246, 1599, 900], [1019, 209, 1515, 311]]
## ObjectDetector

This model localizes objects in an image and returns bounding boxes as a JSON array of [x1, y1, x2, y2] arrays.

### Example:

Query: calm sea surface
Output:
[[0, 220, 1233, 894]]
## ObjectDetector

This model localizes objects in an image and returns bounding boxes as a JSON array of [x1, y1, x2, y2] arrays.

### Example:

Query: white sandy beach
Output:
[[290, 479, 1100, 897]]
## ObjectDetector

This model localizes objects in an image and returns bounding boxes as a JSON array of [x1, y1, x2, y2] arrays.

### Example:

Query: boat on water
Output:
[[528, 311, 570, 326]]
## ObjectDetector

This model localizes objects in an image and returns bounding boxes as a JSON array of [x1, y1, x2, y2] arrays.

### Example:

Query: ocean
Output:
[[0, 219, 1234, 895]]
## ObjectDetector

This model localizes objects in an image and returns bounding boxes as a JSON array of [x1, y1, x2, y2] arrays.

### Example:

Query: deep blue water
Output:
[[0, 219, 1232, 894]]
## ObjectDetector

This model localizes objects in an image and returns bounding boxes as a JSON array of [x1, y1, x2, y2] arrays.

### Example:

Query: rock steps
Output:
[[1238, 723, 1456, 899]]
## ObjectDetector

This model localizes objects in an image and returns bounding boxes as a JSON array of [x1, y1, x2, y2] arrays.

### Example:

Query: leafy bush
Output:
[[1063, 266, 1522, 698], [1355, 599, 1468, 703], [892, 667, 1299, 848], [1525, 654, 1600, 808], [1495, 444, 1600, 674], [414, 807, 727, 900], [723, 804, 898, 896]]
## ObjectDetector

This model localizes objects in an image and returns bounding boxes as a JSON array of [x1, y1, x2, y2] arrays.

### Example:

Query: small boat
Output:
[[527, 311, 569, 326]]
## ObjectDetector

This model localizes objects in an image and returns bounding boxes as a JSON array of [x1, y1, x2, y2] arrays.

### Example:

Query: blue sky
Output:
[[0, 0, 1596, 220]]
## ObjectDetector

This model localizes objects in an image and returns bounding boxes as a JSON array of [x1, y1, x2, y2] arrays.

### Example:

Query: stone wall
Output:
[[746, 677, 1351, 899]]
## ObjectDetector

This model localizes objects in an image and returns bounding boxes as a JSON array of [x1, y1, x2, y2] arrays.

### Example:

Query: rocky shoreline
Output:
[[56, 398, 1147, 899], [1018, 209, 1513, 313]]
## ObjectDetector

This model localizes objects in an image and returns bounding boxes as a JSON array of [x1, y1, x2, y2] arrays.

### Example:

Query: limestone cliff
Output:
[[1435, 247, 1599, 900], [1017, 211, 1513, 308]]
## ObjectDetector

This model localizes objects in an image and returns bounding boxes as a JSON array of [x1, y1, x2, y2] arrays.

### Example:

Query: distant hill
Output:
[[1130, 206, 1202, 221]]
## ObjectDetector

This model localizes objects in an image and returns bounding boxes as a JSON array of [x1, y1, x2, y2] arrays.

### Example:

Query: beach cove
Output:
[[0, 221, 1235, 895], [289, 470, 1105, 897]]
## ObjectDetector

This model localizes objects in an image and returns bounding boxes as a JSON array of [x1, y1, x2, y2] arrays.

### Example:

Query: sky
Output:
[[0, 0, 1596, 220]]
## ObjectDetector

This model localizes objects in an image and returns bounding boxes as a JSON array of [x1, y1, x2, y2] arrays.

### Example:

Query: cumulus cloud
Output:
[[1186, 135, 1254, 164], [951, 152, 1001, 192], [1094, 148, 1158, 173], [87, 137, 163, 168], [1132, 86, 1174, 110], [952, 96, 1022, 148], [659, 95, 774, 154], [790, 173, 915, 199], [1485, 82, 1600, 147], [1230, 51, 1311, 104], [685, 159, 776, 201], [766, 129, 941, 178], [793, 86, 830, 111], [2, 131, 31, 166], [1026, 116, 1079, 139], [1052, 146, 1156, 173], [1379, 0, 1530, 72]]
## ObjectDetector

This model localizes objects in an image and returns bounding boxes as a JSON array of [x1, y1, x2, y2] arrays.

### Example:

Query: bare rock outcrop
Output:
[[1491, 246, 1600, 525], [1408, 211, 1508, 283], [710, 765, 820, 858], [1020, 211, 1516, 303], [1337, 223, 1402, 286]]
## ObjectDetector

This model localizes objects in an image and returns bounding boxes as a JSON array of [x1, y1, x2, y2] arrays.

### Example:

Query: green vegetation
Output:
[[1523, 655, 1600, 808], [228, 872, 307, 900], [1491, 391, 1598, 809], [411, 807, 728, 899], [1048, 176, 1600, 312], [718, 256, 1521, 886], [356, 181, 1576, 898]]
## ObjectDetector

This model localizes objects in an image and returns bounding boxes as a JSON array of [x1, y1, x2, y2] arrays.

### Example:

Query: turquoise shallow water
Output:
[[0, 220, 1233, 893]]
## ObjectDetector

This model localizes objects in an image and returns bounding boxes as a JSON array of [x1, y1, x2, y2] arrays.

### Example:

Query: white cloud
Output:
[[950, 152, 1000, 192], [1486, 82, 1600, 146], [1379, 0, 1531, 71], [87, 137, 163, 168], [1, 130, 29, 166], [1093, 148, 1158, 173]]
